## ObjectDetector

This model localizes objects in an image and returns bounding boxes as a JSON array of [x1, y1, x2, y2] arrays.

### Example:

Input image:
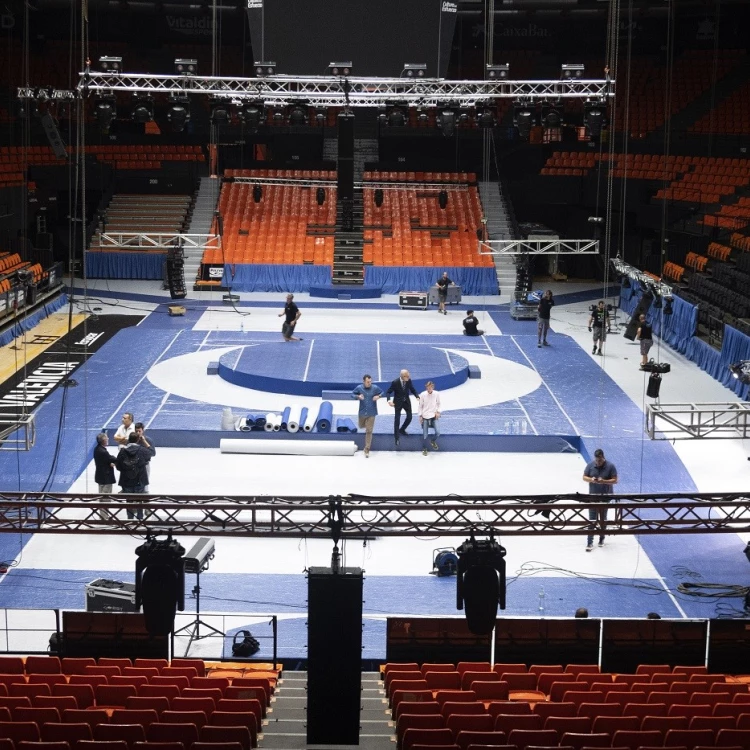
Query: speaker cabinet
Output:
[[337, 112, 355, 202], [623, 292, 654, 341], [307, 567, 363, 745]]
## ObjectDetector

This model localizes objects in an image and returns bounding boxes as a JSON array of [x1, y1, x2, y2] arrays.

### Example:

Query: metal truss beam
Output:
[[611, 256, 672, 297], [0, 415, 35, 451], [90, 233, 221, 251], [479, 239, 600, 255], [0, 492, 748, 538], [646, 402, 750, 440], [21, 74, 615, 107], [232, 176, 469, 192]]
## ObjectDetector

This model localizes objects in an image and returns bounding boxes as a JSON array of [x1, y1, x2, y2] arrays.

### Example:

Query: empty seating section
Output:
[[90, 194, 193, 251], [730, 233, 750, 253], [662, 262, 685, 283], [654, 158, 750, 204], [691, 80, 750, 135], [362, 171, 492, 268], [702, 198, 750, 231], [684, 253, 708, 273], [0, 656, 278, 749], [707, 243, 731, 262], [540, 152, 597, 177], [202, 169, 336, 267], [383, 660, 750, 750]]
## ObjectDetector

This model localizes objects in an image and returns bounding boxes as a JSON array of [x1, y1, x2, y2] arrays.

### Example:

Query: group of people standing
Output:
[[93, 412, 156, 519]]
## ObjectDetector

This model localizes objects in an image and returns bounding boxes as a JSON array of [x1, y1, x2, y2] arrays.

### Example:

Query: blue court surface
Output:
[[0, 286, 746, 659]]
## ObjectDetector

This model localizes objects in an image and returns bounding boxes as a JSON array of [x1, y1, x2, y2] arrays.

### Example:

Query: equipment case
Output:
[[85, 578, 139, 613], [399, 291, 428, 310]]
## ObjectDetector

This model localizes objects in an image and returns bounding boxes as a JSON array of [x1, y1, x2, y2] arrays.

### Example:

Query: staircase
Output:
[[260, 671, 392, 750], [479, 181, 517, 302], [332, 190, 365, 284], [185, 176, 221, 285]]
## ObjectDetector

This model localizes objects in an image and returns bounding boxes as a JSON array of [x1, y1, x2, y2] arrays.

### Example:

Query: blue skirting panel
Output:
[[222, 264, 332, 292], [365, 265, 498, 296], [0, 293, 68, 348], [85, 251, 166, 280], [309, 284, 382, 299]]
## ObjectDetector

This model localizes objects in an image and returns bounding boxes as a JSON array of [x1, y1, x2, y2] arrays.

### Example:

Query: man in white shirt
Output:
[[418, 381, 441, 455], [113, 412, 135, 447]]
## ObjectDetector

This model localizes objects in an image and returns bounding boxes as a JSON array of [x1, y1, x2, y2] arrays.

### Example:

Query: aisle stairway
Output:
[[260, 671, 392, 750], [479, 181, 517, 302], [185, 176, 221, 285]]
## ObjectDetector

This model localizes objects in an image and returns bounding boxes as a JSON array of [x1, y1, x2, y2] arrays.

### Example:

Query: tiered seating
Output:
[[685, 252, 709, 273], [685, 272, 750, 320], [383, 661, 750, 750], [707, 242, 731, 262], [662, 261, 685, 283], [655, 157, 750, 204], [691, 80, 750, 135], [730, 232, 750, 253], [701, 198, 750, 230], [540, 151, 597, 176], [202, 170, 336, 267], [89, 144, 205, 170], [0, 656, 279, 750], [607, 153, 686, 181], [362, 171, 492, 268]]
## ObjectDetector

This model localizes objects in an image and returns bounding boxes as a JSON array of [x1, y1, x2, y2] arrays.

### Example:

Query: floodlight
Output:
[[328, 61, 352, 76], [486, 63, 510, 80], [167, 97, 191, 132], [93, 96, 117, 131], [562, 63, 585, 79], [174, 58, 198, 75], [402, 63, 427, 78], [254, 61, 276, 77], [729, 360, 750, 385], [437, 109, 456, 137], [99, 56, 123, 73], [131, 95, 154, 124]]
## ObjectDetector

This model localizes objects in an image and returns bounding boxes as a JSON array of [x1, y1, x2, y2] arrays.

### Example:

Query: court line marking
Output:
[[509, 334, 580, 435], [302, 340, 315, 382], [376, 340, 382, 381], [196, 330, 212, 352], [146, 391, 171, 430], [103, 329, 184, 429], [443, 349, 455, 374]]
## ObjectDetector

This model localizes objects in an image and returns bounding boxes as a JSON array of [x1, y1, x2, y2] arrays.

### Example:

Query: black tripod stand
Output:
[[173, 566, 223, 653]]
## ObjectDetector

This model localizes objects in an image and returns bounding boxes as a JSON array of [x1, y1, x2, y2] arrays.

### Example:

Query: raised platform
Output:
[[217, 340, 469, 397], [309, 285, 382, 299]]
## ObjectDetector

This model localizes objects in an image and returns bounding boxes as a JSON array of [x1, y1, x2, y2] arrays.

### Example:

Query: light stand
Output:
[[173, 554, 223, 653]]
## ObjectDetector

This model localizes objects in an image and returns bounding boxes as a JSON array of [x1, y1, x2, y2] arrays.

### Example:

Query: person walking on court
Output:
[[582, 448, 618, 551], [436, 271, 454, 315], [636, 314, 653, 369], [351, 374, 383, 458], [386, 369, 419, 446], [463, 310, 484, 337], [279, 293, 302, 342], [418, 381, 441, 455], [537, 289, 554, 347], [588, 300, 610, 355]]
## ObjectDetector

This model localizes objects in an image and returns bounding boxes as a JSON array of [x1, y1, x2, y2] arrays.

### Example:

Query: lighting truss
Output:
[[230, 176, 470, 192], [89, 233, 221, 251], [20, 73, 615, 108], [611, 256, 672, 297], [0, 492, 748, 537], [478, 239, 600, 255], [646, 402, 750, 440]]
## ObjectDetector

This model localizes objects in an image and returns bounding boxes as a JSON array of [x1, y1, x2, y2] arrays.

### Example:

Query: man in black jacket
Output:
[[94, 433, 116, 521], [386, 369, 419, 446], [116, 432, 156, 519]]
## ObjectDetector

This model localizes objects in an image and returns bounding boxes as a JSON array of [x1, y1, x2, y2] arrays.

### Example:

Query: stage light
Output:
[[135, 534, 185, 637], [316, 187, 326, 206], [729, 360, 750, 385], [374, 189, 384, 208], [99, 56, 123, 73], [456, 533, 506, 636], [513, 101, 535, 140], [438, 190, 448, 210], [386, 106, 406, 127], [210, 100, 231, 124], [131, 95, 154, 124], [416, 109, 430, 124], [486, 63, 510, 80], [167, 97, 190, 132], [174, 58, 198, 75], [240, 103, 264, 132], [542, 101, 563, 128], [664, 297, 673, 315], [437, 109, 456, 137], [254, 61, 276, 77], [562, 63, 585, 79], [431, 548, 458, 577], [314, 110, 326, 125], [328, 61, 352, 76], [475, 107, 497, 128], [93, 96, 117, 131], [272, 110, 284, 123], [253, 184, 263, 203], [288, 104, 308, 126], [402, 63, 427, 78], [584, 99, 607, 141]]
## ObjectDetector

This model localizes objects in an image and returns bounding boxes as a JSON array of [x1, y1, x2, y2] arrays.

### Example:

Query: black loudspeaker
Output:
[[337, 112, 355, 202], [647, 372, 661, 398], [40, 111, 68, 160], [438, 190, 448, 210], [316, 187, 326, 206], [307, 567, 362, 745], [623, 292, 654, 341], [252, 184, 262, 203], [166, 246, 187, 299], [374, 189, 384, 207]]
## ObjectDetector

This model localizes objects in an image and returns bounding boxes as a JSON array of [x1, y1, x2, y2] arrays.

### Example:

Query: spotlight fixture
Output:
[[542, 101, 563, 128], [456, 532, 507, 636], [513, 100, 536, 140], [239, 102, 265, 132], [254, 61, 276, 77], [167, 96, 191, 133], [584, 99, 607, 140], [272, 110, 284, 123], [174, 58, 198, 76], [314, 110, 326, 126], [253, 184, 263, 203], [729, 360, 750, 385], [131, 95, 154, 124], [486, 63, 510, 80], [416, 109, 430, 124], [430, 548, 459, 577], [437, 109, 456, 137], [402, 63, 427, 78], [561, 63, 585, 79], [210, 100, 231, 124], [93, 96, 117, 131], [135, 534, 185, 637], [328, 61, 352, 76], [98, 56, 123, 73], [288, 103, 308, 126], [475, 107, 497, 128], [316, 187, 326, 206], [383, 106, 406, 128]]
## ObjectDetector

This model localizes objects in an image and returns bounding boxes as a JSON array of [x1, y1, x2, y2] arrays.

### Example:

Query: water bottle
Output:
[[538, 586, 545, 612], [240, 318, 244, 332]]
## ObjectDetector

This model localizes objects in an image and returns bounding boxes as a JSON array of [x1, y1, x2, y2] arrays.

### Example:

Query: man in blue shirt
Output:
[[351, 374, 383, 458], [582, 448, 618, 551]]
